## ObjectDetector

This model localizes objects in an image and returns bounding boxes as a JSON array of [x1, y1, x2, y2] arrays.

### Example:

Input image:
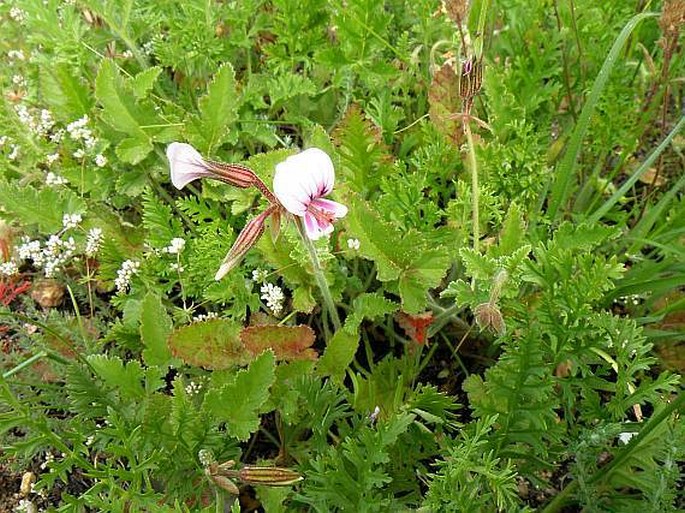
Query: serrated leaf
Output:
[[39, 64, 92, 120], [240, 325, 317, 361], [345, 293, 398, 333], [87, 355, 145, 399], [191, 63, 239, 153], [494, 203, 526, 257], [115, 137, 153, 164], [95, 60, 147, 138], [140, 292, 176, 367], [399, 248, 450, 313], [318, 329, 359, 381], [167, 319, 246, 369], [345, 194, 450, 311], [333, 105, 390, 194], [202, 351, 276, 440], [0, 180, 85, 232], [344, 194, 404, 281], [132, 67, 162, 99], [459, 247, 496, 280]]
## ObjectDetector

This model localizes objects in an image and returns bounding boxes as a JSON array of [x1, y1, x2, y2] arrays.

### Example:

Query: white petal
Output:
[[167, 142, 212, 189], [273, 148, 335, 215]]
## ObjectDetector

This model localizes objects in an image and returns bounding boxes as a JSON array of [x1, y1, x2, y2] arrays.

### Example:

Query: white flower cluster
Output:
[[251, 268, 269, 283], [39, 452, 54, 470], [46, 153, 60, 166], [0, 261, 19, 276], [18, 235, 76, 278], [9, 7, 27, 23], [115, 259, 140, 292], [94, 154, 107, 167], [185, 381, 202, 395], [192, 312, 218, 323], [12, 74, 26, 88], [8, 49, 25, 61], [15, 105, 55, 138], [85, 228, 103, 257], [62, 213, 82, 230], [260, 282, 285, 316], [50, 129, 65, 144], [163, 237, 186, 254], [66, 115, 96, 149], [198, 449, 214, 467], [45, 171, 67, 186]]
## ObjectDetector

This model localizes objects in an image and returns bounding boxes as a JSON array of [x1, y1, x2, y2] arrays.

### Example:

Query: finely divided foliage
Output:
[[0, 0, 683, 512]]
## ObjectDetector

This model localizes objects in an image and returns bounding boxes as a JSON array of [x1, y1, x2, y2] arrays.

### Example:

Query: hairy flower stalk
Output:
[[273, 148, 347, 331], [460, 57, 483, 254]]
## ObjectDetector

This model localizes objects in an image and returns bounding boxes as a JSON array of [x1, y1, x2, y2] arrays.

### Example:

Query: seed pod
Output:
[[237, 466, 304, 487]]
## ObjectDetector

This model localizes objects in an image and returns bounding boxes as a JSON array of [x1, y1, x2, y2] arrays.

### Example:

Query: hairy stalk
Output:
[[296, 219, 342, 333], [463, 118, 480, 253]]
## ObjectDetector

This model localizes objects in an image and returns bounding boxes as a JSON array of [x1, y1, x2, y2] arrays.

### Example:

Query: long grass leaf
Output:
[[547, 12, 659, 221], [588, 116, 685, 224]]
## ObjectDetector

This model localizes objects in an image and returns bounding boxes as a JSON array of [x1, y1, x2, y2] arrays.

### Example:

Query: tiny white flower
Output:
[[46, 153, 60, 166], [618, 431, 637, 445], [73, 148, 85, 159], [8, 144, 21, 161], [12, 74, 26, 87], [192, 312, 218, 323], [94, 154, 107, 167], [347, 238, 360, 251], [251, 268, 269, 283], [185, 380, 202, 395], [50, 129, 65, 143], [62, 213, 83, 230]]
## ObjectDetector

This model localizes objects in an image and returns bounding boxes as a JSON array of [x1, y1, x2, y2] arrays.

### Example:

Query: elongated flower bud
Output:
[[215, 205, 279, 280], [237, 465, 303, 486]]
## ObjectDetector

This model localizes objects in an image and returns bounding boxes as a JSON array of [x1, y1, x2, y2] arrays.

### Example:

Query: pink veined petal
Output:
[[303, 212, 334, 240], [309, 198, 348, 219], [273, 148, 335, 215], [167, 142, 213, 190]]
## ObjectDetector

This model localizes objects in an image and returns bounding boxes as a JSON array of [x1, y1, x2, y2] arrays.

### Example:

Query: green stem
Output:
[[463, 119, 480, 253], [296, 219, 342, 333], [215, 489, 224, 513], [542, 391, 685, 513]]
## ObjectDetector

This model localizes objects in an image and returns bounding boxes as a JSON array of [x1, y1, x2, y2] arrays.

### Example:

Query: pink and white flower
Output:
[[273, 148, 348, 240]]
